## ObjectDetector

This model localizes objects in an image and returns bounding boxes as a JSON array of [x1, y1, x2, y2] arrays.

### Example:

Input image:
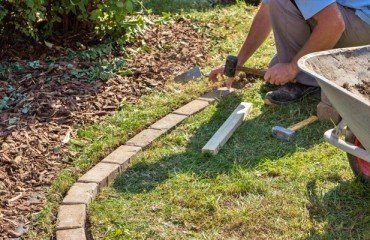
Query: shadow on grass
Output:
[[113, 86, 325, 194], [306, 179, 370, 239], [109, 84, 370, 237]]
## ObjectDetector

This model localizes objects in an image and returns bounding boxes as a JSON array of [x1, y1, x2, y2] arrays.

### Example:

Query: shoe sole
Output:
[[264, 87, 321, 106]]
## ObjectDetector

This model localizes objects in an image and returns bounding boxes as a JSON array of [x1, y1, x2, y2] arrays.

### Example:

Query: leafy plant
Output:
[[21, 103, 31, 114], [70, 57, 126, 81], [0, 96, 10, 110], [0, 0, 142, 41], [8, 117, 18, 125], [0, 4, 8, 22], [28, 60, 40, 69]]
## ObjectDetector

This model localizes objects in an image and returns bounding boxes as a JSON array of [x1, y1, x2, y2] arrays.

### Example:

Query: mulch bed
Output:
[[0, 17, 209, 238]]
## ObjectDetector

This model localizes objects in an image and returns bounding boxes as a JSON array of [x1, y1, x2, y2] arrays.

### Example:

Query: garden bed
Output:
[[0, 16, 209, 238]]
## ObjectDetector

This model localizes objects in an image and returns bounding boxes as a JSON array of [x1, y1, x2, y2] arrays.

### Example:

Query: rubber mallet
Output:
[[224, 55, 267, 78], [272, 115, 319, 142]]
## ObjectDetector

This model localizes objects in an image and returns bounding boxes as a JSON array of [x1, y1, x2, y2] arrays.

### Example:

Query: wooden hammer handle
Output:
[[288, 115, 318, 132], [236, 66, 266, 77], [236, 66, 298, 83]]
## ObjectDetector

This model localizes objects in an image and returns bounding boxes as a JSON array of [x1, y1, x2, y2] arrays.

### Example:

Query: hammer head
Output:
[[224, 55, 238, 78], [272, 126, 296, 142]]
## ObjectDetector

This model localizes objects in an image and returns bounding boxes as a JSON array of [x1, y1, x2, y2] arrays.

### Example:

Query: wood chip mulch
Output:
[[0, 17, 210, 238]]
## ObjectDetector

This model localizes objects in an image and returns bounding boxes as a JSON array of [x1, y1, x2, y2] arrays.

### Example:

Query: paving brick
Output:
[[317, 101, 341, 124], [56, 204, 86, 230], [173, 99, 209, 116], [150, 113, 187, 130], [78, 162, 120, 188], [102, 145, 141, 166], [62, 182, 98, 205], [56, 228, 86, 240], [198, 87, 235, 103], [126, 128, 166, 148]]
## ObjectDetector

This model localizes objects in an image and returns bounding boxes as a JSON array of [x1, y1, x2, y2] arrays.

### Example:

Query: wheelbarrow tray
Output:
[[298, 45, 370, 153]]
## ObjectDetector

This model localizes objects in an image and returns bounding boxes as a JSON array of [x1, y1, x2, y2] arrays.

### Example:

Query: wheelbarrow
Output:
[[298, 45, 370, 185]]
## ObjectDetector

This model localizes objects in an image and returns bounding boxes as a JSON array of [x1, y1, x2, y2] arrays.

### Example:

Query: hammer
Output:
[[272, 115, 319, 142], [224, 55, 266, 78]]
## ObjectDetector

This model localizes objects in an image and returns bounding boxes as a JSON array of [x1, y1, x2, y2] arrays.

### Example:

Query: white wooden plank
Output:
[[202, 102, 252, 155]]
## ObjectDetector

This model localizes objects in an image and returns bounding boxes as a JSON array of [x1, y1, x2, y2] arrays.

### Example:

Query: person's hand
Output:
[[264, 63, 299, 85], [208, 65, 225, 83]]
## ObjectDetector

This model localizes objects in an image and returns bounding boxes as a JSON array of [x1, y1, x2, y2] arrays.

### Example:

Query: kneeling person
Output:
[[209, 0, 370, 105]]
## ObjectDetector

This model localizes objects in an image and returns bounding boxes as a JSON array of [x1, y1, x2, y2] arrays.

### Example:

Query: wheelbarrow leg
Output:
[[317, 92, 341, 124]]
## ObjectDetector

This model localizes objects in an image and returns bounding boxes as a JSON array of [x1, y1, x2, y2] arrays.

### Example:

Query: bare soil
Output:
[[0, 17, 209, 239]]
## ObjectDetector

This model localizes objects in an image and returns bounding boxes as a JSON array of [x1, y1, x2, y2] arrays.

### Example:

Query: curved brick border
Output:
[[55, 88, 234, 239]]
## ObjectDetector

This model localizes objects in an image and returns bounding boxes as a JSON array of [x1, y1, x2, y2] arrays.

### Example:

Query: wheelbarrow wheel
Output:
[[345, 130, 370, 185]]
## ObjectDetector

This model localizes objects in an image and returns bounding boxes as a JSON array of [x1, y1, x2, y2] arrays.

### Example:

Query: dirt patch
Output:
[[0, 17, 209, 238], [233, 72, 258, 89]]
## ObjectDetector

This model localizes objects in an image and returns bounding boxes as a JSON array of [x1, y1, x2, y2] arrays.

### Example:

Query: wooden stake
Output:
[[202, 102, 252, 155]]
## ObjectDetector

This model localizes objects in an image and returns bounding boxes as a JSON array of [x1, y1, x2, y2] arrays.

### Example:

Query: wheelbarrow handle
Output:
[[324, 129, 370, 163]]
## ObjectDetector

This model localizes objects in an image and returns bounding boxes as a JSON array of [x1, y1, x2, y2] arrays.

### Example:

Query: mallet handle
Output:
[[237, 66, 297, 83], [289, 115, 318, 132], [236, 66, 266, 77]]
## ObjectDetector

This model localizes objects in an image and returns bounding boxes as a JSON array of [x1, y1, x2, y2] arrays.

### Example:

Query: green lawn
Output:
[[89, 3, 370, 240], [27, 77, 210, 239], [90, 82, 370, 239]]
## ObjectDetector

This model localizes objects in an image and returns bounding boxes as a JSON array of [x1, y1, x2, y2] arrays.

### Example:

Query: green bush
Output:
[[0, 0, 141, 41]]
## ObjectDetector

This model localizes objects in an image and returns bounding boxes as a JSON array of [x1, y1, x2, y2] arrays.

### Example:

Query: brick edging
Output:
[[55, 88, 234, 239]]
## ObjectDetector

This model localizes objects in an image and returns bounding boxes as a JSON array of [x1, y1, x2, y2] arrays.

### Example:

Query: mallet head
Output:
[[272, 126, 295, 142], [224, 55, 238, 78]]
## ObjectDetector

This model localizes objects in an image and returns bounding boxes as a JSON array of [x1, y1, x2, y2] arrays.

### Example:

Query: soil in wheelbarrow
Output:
[[304, 48, 370, 102], [342, 80, 370, 101], [353, 80, 370, 100]]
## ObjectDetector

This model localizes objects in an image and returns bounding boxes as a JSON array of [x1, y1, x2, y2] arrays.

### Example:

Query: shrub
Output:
[[0, 0, 141, 41], [219, 0, 260, 6]]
